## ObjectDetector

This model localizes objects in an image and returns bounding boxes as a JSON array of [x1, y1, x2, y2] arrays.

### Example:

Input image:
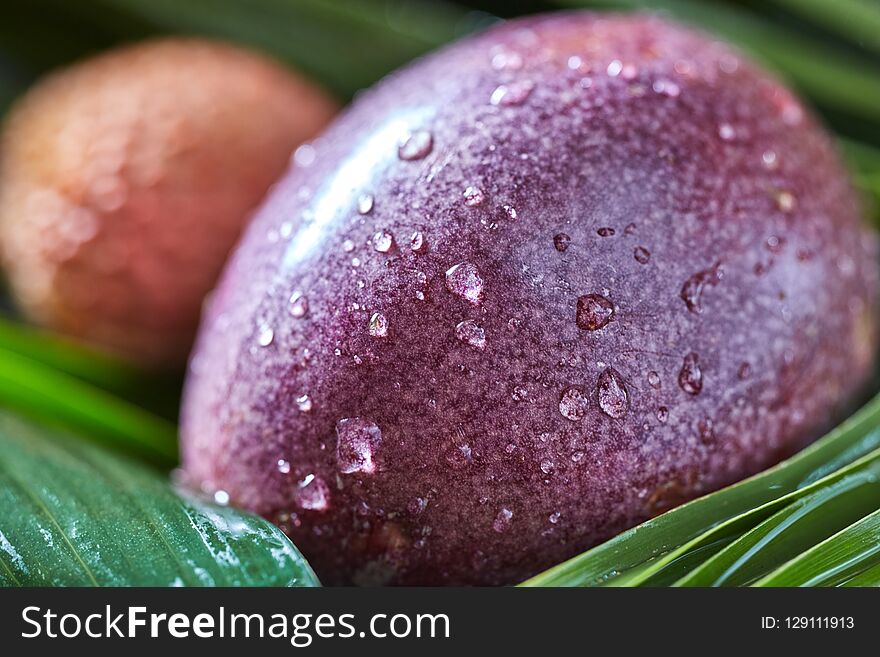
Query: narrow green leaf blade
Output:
[[674, 463, 880, 586], [755, 509, 880, 587], [0, 412, 318, 586]]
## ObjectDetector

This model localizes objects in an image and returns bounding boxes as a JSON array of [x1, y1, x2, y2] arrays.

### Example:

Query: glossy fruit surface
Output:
[[0, 39, 337, 367], [182, 14, 878, 584]]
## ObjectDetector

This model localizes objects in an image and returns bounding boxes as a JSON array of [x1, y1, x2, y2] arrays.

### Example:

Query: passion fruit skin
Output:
[[181, 14, 878, 585], [0, 39, 338, 367]]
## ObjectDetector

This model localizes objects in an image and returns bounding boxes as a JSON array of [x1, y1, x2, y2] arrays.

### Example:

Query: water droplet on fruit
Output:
[[277, 459, 291, 474], [678, 352, 703, 395], [455, 320, 486, 350], [490, 48, 522, 71], [559, 388, 589, 421], [502, 204, 517, 220], [718, 123, 736, 141], [597, 367, 629, 418], [762, 150, 778, 169], [293, 144, 316, 167], [576, 294, 614, 330], [493, 508, 513, 533], [656, 406, 669, 423], [680, 262, 722, 313], [357, 194, 374, 214], [463, 186, 485, 207], [257, 325, 274, 347], [634, 246, 651, 264], [554, 233, 571, 252], [647, 370, 661, 388], [445, 262, 484, 304], [342, 239, 355, 253], [773, 189, 796, 213], [652, 79, 680, 97], [336, 418, 382, 475], [398, 130, 433, 160], [512, 385, 528, 401], [410, 231, 427, 253], [490, 80, 534, 106], [295, 474, 330, 510], [213, 490, 230, 505], [289, 291, 309, 318], [738, 362, 751, 379], [296, 394, 313, 412], [597, 227, 615, 237], [372, 230, 394, 253], [369, 312, 388, 338], [408, 497, 428, 515], [540, 460, 555, 475], [607, 60, 623, 76]]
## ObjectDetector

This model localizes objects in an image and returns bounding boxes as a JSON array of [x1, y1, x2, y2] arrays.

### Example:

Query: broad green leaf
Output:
[[521, 394, 880, 586], [674, 462, 880, 586], [0, 411, 318, 586], [755, 509, 880, 587]]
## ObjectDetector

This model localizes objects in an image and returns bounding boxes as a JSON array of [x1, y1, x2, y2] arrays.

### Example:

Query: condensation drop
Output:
[[463, 186, 485, 207], [647, 370, 661, 388], [493, 508, 513, 533], [289, 291, 309, 318], [656, 406, 669, 423], [410, 231, 427, 253], [445, 262, 484, 304], [597, 227, 615, 237], [257, 325, 274, 347], [296, 394, 313, 412], [295, 474, 330, 511], [490, 80, 534, 106], [398, 130, 433, 161], [277, 459, 291, 474], [718, 123, 736, 141], [455, 320, 486, 350], [680, 262, 722, 313], [597, 367, 628, 419], [634, 246, 651, 264], [336, 418, 382, 475], [213, 490, 230, 506], [368, 312, 388, 338], [559, 387, 589, 421], [372, 230, 394, 253], [576, 294, 614, 330], [357, 194, 374, 214], [678, 352, 703, 395], [553, 233, 571, 252], [738, 362, 752, 380]]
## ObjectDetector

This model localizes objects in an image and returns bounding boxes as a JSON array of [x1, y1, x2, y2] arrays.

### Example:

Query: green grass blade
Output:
[[755, 508, 880, 587], [0, 411, 317, 586], [674, 465, 880, 586], [762, 0, 880, 56], [0, 348, 177, 466], [555, 0, 880, 128], [96, 0, 477, 99], [840, 559, 880, 586], [521, 394, 880, 586]]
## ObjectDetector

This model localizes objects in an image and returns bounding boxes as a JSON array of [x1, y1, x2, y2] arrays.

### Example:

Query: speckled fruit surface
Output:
[[181, 14, 879, 585], [0, 39, 337, 367]]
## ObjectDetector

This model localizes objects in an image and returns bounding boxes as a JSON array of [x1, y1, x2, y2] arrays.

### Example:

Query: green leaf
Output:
[[673, 458, 880, 586], [0, 411, 318, 586], [754, 509, 880, 587], [0, 348, 178, 466], [94, 0, 481, 99], [521, 394, 880, 586]]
